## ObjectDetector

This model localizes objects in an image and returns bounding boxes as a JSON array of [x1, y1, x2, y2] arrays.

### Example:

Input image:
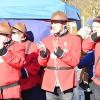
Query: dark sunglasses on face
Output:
[[50, 20, 67, 24]]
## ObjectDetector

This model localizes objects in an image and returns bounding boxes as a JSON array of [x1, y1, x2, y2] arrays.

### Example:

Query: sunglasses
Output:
[[50, 20, 67, 24]]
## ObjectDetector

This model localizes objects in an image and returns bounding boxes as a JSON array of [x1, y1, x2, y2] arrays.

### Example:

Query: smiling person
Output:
[[38, 11, 82, 100]]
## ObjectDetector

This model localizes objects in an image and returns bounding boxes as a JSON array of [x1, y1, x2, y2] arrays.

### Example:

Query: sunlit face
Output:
[[11, 29, 22, 42], [51, 22, 63, 35], [0, 34, 7, 43], [92, 22, 100, 33], [0, 33, 11, 43]]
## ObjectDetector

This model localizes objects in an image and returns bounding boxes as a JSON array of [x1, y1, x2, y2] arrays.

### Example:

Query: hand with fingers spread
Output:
[[52, 38, 64, 58], [91, 31, 100, 42]]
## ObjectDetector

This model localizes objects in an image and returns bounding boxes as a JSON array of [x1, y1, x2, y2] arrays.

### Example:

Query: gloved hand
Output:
[[0, 47, 7, 56], [37, 42, 48, 58], [54, 47, 64, 58], [91, 32, 100, 42]]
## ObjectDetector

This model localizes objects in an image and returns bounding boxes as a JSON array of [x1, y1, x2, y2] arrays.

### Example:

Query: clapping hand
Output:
[[37, 41, 46, 52], [77, 26, 92, 39]]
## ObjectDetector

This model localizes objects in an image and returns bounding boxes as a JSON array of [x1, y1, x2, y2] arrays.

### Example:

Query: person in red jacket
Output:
[[38, 11, 82, 100], [0, 21, 25, 100], [82, 16, 100, 100], [11, 22, 44, 100]]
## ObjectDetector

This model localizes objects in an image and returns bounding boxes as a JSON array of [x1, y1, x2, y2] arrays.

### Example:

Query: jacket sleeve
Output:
[[21, 41, 40, 78], [2, 43, 25, 69], [38, 50, 50, 66], [58, 36, 82, 67], [82, 37, 96, 52], [78, 51, 94, 68], [25, 59, 40, 77], [38, 39, 50, 67]]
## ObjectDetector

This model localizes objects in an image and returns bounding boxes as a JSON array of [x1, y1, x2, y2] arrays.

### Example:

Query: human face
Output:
[[11, 29, 22, 42], [0, 34, 8, 43], [51, 20, 64, 35], [92, 22, 100, 33]]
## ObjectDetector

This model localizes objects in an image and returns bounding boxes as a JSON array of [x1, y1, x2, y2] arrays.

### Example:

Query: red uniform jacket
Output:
[[38, 33, 81, 92], [82, 37, 100, 85], [20, 40, 40, 91], [0, 42, 25, 99]]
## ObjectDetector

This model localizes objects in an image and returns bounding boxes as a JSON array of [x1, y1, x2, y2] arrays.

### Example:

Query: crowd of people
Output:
[[0, 10, 100, 100]]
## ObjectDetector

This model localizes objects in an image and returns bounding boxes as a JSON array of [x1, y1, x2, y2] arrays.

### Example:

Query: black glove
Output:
[[21, 68, 28, 79], [54, 47, 64, 58], [91, 32, 100, 42], [79, 80, 91, 92], [40, 49, 48, 58], [0, 47, 7, 56]]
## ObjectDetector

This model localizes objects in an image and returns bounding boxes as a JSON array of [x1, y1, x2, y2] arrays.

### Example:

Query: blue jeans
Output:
[[89, 81, 100, 100], [46, 87, 73, 100], [72, 85, 85, 100]]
